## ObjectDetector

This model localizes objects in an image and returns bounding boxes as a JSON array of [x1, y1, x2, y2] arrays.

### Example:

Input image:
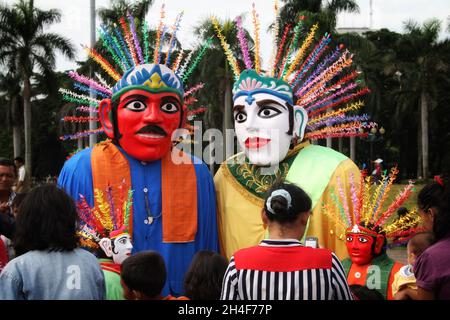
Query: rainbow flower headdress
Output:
[[213, 1, 376, 141], [77, 183, 133, 252], [60, 6, 210, 140], [323, 167, 422, 243]]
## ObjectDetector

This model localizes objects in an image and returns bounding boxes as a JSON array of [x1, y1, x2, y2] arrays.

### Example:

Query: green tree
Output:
[[98, 0, 153, 24], [0, 72, 23, 158], [394, 19, 450, 179], [278, 0, 359, 33], [0, 0, 75, 177]]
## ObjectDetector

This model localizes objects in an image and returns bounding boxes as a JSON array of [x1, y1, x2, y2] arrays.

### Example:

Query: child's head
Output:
[[184, 250, 228, 300], [13, 185, 79, 255], [120, 251, 166, 300], [407, 232, 435, 266]]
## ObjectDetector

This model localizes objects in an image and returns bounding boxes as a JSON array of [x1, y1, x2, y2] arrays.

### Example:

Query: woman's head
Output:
[[13, 184, 79, 255], [417, 176, 450, 240], [263, 181, 312, 225], [184, 250, 228, 300]]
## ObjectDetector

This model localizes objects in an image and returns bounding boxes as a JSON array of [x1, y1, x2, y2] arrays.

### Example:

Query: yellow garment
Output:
[[392, 265, 417, 297], [214, 147, 359, 260]]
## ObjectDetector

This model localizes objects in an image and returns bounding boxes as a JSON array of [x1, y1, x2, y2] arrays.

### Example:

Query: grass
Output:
[[375, 183, 425, 247], [378, 183, 424, 215]]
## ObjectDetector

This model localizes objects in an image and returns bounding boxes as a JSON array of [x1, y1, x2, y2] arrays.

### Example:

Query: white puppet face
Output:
[[99, 233, 133, 265], [233, 92, 308, 166]]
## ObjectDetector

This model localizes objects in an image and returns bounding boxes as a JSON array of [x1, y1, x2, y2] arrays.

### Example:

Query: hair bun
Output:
[[265, 189, 292, 216], [269, 196, 289, 215]]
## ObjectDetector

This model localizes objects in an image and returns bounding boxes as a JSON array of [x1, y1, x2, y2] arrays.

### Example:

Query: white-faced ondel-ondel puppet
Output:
[[58, 8, 218, 297], [212, 5, 372, 260], [77, 185, 133, 300], [323, 167, 422, 299]]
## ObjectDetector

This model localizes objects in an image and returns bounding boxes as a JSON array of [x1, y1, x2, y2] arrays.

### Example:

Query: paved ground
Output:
[[387, 247, 408, 265]]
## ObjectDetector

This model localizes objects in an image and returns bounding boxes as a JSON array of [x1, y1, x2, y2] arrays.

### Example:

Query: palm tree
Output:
[[0, 72, 23, 158], [277, 0, 359, 33], [98, 0, 153, 25], [394, 19, 450, 179], [192, 17, 252, 167], [0, 0, 75, 177]]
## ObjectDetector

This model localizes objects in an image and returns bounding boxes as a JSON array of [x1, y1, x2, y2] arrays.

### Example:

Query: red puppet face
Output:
[[345, 225, 385, 265], [99, 89, 183, 162]]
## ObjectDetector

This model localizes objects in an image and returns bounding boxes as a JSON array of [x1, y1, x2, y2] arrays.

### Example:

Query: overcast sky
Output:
[[2, 0, 449, 72]]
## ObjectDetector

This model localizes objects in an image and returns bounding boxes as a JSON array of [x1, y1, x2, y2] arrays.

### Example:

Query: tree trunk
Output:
[[11, 97, 22, 158], [77, 137, 84, 149], [326, 137, 332, 148], [338, 137, 343, 153], [350, 136, 355, 162], [417, 121, 422, 179], [223, 79, 232, 158], [22, 75, 32, 178], [13, 125, 21, 157], [420, 91, 429, 180]]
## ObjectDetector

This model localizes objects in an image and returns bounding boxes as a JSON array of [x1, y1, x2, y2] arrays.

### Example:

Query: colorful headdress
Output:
[[77, 183, 134, 252], [323, 167, 422, 244], [212, 2, 375, 141], [60, 6, 210, 141]]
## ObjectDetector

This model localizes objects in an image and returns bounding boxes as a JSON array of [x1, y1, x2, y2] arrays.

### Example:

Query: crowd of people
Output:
[[1, 159, 449, 300]]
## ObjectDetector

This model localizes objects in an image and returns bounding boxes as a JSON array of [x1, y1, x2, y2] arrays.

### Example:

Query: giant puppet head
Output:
[[233, 70, 308, 166], [99, 64, 186, 162], [323, 168, 422, 266], [212, 9, 371, 168], [60, 9, 209, 160]]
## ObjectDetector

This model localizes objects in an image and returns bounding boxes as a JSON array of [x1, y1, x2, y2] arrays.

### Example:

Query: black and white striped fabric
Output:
[[221, 239, 353, 300]]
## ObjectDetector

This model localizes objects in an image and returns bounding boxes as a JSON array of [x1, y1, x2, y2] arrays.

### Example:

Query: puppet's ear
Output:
[[99, 99, 114, 139], [374, 235, 385, 255], [293, 106, 308, 142], [99, 237, 113, 257]]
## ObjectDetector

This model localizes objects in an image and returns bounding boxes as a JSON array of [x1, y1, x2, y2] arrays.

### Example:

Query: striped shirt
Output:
[[221, 239, 353, 300]]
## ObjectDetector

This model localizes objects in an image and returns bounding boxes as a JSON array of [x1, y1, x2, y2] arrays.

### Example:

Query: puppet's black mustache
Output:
[[136, 125, 167, 136]]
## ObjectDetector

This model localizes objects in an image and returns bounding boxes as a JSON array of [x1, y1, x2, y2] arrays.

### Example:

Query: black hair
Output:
[[350, 284, 385, 300], [418, 176, 450, 241], [264, 181, 312, 224], [11, 192, 27, 211], [397, 207, 409, 217], [0, 158, 15, 170], [184, 250, 228, 300], [110, 100, 122, 144], [408, 232, 435, 256], [121, 251, 167, 298], [286, 102, 294, 136], [13, 185, 79, 256], [13, 156, 24, 164]]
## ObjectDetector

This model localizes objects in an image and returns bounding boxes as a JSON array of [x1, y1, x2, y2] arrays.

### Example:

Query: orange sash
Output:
[[161, 148, 198, 242], [91, 141, 198, 243]]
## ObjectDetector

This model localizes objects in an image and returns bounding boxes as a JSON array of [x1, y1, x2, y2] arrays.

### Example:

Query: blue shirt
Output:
[[58, 146, 219, 296], [0, 248, 106, 300]]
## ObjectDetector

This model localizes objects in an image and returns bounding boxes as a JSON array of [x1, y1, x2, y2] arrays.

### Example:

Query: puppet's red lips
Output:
[[245, 137, 271, 149]]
